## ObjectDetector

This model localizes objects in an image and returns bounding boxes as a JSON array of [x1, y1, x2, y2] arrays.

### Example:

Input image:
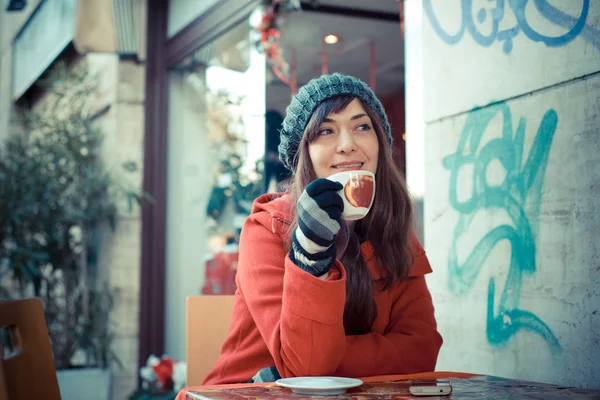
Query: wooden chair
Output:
[[0, 298, 62, 400], [186, 295, 236, 386]]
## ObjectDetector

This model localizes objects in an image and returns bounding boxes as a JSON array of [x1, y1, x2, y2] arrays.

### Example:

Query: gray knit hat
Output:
[[278, 73, 392, 171]]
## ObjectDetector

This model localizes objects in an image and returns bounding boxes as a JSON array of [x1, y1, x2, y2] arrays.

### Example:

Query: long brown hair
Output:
[[287, 95, 414, 335]]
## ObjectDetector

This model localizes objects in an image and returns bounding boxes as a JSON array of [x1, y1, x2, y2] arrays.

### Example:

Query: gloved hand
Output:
[[290, 178, 344, 277]]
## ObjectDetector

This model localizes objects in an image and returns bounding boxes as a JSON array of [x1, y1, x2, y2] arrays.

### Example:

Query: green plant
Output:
[[0, 60, 143, 369]]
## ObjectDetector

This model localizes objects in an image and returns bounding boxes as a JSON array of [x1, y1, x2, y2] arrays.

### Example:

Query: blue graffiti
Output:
[[443, 101, 561, 353], [424, 0, 600, 54]]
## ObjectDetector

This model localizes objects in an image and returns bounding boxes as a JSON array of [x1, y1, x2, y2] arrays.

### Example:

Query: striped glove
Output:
[[290, 178, 344, 277]]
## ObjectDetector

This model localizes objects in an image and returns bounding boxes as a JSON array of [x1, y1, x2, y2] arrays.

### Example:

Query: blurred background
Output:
[[0, 0, 598, 399]]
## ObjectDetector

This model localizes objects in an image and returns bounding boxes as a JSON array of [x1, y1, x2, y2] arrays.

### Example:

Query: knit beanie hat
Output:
[[278, 73, 392, 171]]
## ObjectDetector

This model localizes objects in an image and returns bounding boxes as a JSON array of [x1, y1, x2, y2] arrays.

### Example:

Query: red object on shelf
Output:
[[201, 246, 239, 295]]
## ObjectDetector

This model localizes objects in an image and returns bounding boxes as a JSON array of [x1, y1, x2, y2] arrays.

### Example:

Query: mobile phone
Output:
[[409, 380, 452, 396]]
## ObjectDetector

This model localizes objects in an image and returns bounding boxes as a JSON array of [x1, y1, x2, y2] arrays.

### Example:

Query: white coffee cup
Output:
[[327, 170, 376, 220]]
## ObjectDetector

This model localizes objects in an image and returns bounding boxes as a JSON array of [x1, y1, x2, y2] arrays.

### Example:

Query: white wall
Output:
[[404, 0, 425, 200], [166, 70, 215, 361], [421, 0, 600, 122], [413, 0, 600, 388]]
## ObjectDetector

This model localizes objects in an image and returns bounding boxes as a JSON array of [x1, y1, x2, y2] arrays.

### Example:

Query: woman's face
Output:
[[307, 98, 379, 179]]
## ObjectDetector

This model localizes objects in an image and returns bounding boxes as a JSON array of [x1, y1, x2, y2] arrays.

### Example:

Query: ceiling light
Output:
[[324, 34, 339, 44]]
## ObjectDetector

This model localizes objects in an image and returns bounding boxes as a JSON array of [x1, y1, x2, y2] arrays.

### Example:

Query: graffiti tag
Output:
[[424, 0, 600, 54], [443, 101, 561, 353]]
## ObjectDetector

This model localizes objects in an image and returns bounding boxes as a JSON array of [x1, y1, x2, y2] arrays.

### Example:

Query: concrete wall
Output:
[[418, 0, 600, 388], [88, 54, 145, 400]]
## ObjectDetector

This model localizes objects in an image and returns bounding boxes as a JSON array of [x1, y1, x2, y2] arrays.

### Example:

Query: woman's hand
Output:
[[290, 178, 344, 277]]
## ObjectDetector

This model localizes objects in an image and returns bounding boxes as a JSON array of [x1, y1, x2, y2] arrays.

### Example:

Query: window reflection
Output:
[[166, 13, 265, 359]]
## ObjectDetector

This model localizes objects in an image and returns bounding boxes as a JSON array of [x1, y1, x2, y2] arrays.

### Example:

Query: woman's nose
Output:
[[336, 130, 357, 154]]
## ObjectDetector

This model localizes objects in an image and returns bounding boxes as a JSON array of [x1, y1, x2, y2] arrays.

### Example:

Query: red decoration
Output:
[[254, 0, 300, 94], [138, 354, 187, 394], [152, 356, 175, 390]]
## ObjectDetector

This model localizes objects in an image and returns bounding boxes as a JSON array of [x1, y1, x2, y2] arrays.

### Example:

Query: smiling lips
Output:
[[332, 162, 364, 171]]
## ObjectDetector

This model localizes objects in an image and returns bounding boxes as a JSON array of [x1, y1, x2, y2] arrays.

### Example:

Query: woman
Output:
[[203, 73, 443, 385]]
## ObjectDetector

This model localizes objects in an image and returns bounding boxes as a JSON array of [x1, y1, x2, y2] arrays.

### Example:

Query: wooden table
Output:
[[176, 371, 600, 399]]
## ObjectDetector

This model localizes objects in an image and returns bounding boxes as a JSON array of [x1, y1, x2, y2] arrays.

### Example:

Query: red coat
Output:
[[204, 193, 443, 384]]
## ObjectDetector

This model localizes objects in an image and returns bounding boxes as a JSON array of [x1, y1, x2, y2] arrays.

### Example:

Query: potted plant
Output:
[[0, 61, 145, 399]]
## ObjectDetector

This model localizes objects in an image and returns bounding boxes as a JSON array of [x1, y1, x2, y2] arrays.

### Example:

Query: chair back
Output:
[[0, 298, 61, 400], [186, 295, 235, 386]]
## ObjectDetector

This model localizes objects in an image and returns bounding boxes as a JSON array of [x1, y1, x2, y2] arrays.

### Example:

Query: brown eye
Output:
[[357, 124, 372, 131]]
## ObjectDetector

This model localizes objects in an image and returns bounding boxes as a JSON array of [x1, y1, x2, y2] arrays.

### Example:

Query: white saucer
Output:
[[276, 376, 363, 395]]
